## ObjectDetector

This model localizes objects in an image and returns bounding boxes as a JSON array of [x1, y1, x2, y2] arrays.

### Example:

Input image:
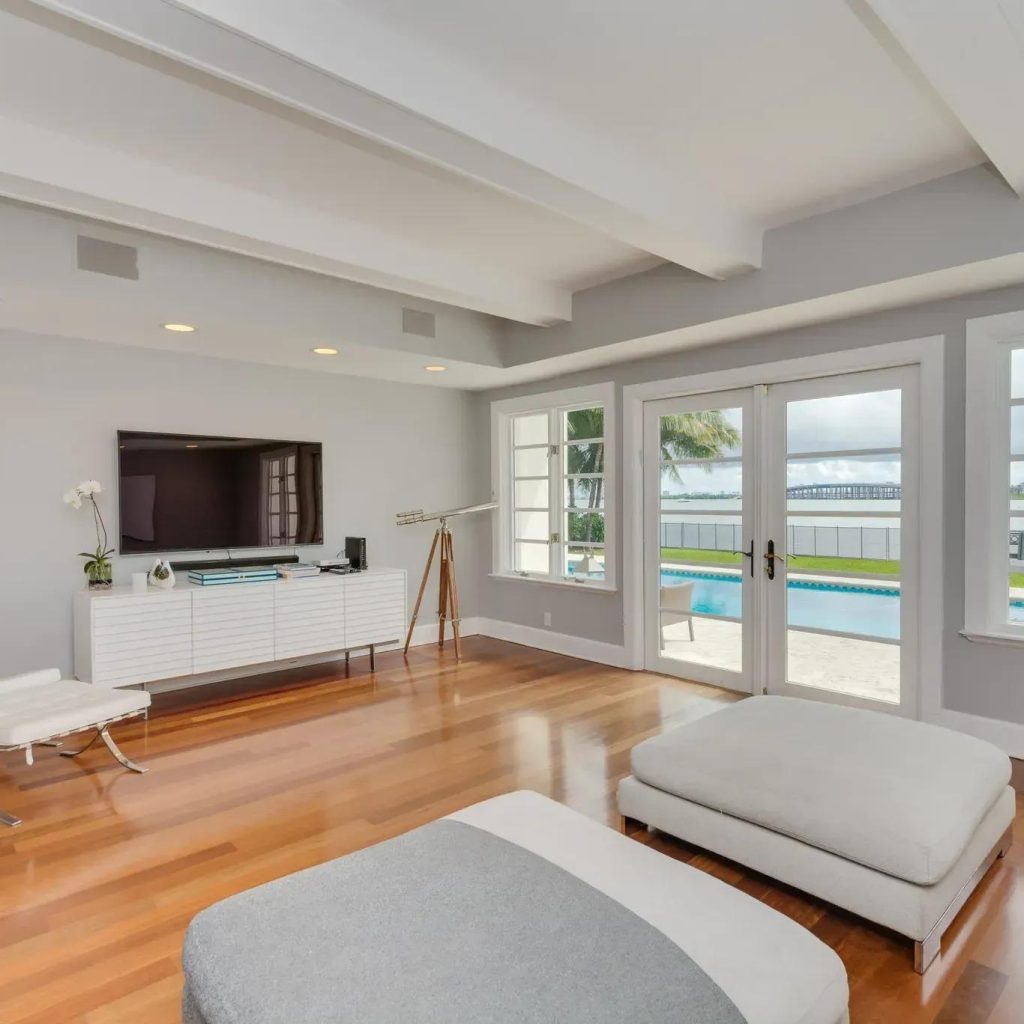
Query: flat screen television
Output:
[[117, 431, 323, 554]]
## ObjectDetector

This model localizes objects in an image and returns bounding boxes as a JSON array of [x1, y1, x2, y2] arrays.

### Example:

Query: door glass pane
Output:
[[515, 542, 549, 573], [660, 408, 742, 457], [658, 406, 744, 675], [1012, 348, 1024, 400], [787, 389, 901, 454], [659, 514, 744, 564], [1012, 406, 1024, 456], [660, 462, 743, 501], [784, 390, 901, 704]]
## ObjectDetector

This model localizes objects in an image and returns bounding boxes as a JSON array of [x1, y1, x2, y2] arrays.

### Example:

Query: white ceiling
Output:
[[342, 0, 982, 226], [1, 0, 1022, 386]]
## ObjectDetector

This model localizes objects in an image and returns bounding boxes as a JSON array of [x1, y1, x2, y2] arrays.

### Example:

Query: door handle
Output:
[[734, 540, 755, 578], [764, 539, 786, 581]]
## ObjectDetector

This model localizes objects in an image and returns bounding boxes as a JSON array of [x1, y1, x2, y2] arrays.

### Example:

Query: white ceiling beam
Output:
[[27, 0, 763, 278], [0, 115, 570, 323], [859, 0, 1024, 196]]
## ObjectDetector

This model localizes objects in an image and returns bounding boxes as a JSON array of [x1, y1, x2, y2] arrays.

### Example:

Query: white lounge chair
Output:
[[660, 581, 695, 645], [0, 668, 151, 827]]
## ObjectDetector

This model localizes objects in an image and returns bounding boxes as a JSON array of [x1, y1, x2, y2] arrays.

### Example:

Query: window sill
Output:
[[488, 572, 617, 593], [960, 629, 1024, 648]]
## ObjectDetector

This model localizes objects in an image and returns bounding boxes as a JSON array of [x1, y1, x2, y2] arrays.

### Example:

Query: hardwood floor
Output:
[[1, 636, 1020, 1023]]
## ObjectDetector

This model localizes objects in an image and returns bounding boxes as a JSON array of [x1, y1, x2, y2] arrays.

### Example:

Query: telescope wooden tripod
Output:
[[404, 518, 462, 659]]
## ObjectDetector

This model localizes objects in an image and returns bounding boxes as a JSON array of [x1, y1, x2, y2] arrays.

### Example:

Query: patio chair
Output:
[[660, 581, 695, 645]]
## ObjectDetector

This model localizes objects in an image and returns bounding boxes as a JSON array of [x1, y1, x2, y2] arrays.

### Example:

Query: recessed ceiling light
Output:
[[185, 444, 199, 449], [424, 365, 447, 372], [311, 346, 339, 356], [162, 323, 196, 333]]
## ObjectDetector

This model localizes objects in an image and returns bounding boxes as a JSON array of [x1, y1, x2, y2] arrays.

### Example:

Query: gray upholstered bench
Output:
[[182, 791, 849, 1024], [618, 696, 1015, 973]]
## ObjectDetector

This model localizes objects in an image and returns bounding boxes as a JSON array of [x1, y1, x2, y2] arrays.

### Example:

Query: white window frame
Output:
[[491, 382, 616, 591], [964, 311, 1024, 644]]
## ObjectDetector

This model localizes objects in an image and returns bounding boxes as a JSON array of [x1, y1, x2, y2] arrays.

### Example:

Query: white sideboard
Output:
[[74, 568, 407, 688]]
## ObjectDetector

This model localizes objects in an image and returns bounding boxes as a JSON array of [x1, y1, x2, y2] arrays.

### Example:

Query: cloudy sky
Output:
[[662, 389, 902, 496]]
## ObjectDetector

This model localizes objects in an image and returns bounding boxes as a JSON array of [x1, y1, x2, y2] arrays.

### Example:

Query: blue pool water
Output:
[[662, 569, 1024, 639], [661, 569, 905, 639]]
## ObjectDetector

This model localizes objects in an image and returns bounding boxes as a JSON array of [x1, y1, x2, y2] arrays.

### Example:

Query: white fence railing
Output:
[[660, 521, 901, 561]]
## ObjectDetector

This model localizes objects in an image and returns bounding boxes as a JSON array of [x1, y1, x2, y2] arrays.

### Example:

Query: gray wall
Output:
[[475, 284, 1024, 727], [0, 330, 479, 678]]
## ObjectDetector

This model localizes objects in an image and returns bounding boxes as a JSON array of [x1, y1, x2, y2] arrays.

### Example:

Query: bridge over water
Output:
[[786, 483, 902, 500]]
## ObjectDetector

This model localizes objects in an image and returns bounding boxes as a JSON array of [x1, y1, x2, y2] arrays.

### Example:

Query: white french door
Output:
[[643, 366, 919, 716], [644, 388, 756, 691]]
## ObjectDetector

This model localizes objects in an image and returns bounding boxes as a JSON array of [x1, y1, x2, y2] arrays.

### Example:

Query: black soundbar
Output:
[[168, 554, 301, 572]]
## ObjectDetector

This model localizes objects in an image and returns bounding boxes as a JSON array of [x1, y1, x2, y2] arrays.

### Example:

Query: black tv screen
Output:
[[118, 431, 323, 554]]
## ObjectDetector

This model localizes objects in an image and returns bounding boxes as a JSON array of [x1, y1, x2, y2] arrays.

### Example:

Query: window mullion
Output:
[[549, 408, 561, 578]]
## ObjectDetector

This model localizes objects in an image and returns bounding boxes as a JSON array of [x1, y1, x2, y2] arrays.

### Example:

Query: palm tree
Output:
[[659, 411, 741, 490], [564, 408, 739, 549]]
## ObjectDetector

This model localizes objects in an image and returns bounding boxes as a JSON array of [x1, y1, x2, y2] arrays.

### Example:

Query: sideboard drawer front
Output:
[[192, 585, 275, 672], [93, 658, 193, 687], [92, 645, 192, 686], [90, 591, 192, 685], [93, 594, 191, 630], [343, 574, 405, 648]]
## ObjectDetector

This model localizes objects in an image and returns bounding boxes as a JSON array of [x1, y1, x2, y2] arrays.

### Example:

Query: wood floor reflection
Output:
[[0, 637, 1019, 1022]]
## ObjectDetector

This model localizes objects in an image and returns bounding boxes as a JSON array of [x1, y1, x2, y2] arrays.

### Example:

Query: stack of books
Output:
[[274, 562, 321, 580], [188, 566, 279, 586]]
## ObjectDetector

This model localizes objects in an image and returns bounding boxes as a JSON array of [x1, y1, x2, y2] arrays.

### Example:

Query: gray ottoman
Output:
[[183, 791, 848, 1024], [619, 696, 1015, 973]]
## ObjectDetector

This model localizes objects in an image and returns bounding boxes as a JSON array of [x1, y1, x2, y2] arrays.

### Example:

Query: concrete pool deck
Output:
[[660, 617, 900, 704]]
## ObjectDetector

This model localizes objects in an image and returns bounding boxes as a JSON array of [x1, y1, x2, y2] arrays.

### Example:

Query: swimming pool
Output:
[[660, 568, 1024, 638], [661, 568, 905, 639]]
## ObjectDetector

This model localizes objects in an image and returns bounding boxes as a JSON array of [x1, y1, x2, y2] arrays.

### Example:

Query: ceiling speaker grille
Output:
[[76, 235, 139, 280], [402, 308, 435, 338]]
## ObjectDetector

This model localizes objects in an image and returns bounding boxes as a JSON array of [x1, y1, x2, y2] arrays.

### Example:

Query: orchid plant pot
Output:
[[64, 479, 116, 591], [87, 560, 113, 590]]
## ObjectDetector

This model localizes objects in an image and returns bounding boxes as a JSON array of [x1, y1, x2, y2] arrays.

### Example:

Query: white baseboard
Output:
[[930, 708, 1024, 759], [475, 617, 631, 668]]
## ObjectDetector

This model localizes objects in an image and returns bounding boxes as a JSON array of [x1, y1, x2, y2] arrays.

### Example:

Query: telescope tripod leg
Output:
[[404, 527, 440, 656], [438, 527, 450, 649], [445, 530, 462, 660]]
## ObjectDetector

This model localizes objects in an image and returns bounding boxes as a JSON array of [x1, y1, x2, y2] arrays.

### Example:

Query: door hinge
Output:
[[551, 532, 560, 543], [550, 444, 559, 456]]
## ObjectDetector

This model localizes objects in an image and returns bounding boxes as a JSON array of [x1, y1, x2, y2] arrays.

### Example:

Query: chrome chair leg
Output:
[[0, 809, 21, 828], [100, 728, 147, 774], [60, 729, 103, 759], [59, 727, 147, 773]]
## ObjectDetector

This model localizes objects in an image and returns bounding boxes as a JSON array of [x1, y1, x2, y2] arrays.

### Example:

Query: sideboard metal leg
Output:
[[369, 645, 375, 672]]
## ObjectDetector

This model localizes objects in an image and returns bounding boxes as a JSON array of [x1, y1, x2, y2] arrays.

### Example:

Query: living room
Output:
[[2, 2, 1023, 1022]]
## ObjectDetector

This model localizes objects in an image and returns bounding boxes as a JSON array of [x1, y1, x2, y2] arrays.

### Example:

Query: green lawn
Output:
[[661, 547, 900, 575], [1012, 572, 1024, 589]]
